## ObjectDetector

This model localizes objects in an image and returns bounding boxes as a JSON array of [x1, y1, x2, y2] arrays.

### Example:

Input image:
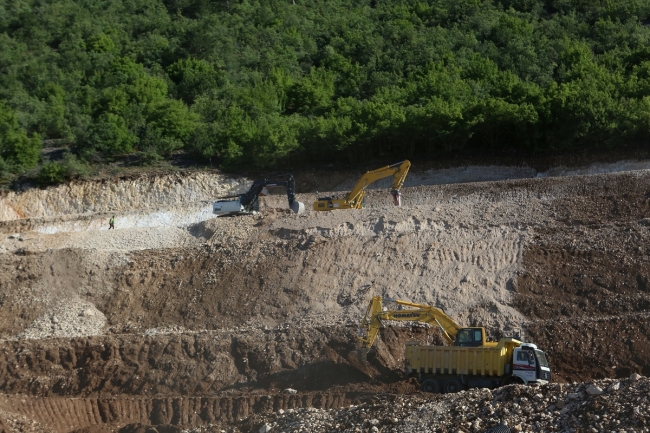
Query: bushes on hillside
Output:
[[0, 0, 649, 177]]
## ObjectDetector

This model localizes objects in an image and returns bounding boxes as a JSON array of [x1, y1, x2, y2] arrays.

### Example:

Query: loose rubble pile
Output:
[[0, 410, 50, 433], [15, 297, 106, 340], [245, 374, 649, 433]]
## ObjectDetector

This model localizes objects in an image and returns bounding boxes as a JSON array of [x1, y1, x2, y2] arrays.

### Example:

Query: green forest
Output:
[[1, 0, 650, 183]]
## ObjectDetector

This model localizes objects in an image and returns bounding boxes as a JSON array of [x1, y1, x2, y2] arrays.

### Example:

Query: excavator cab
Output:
[[454, 327, 486, 347]]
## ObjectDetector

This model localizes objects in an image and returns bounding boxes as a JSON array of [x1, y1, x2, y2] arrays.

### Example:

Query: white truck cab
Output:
[[512, 343, 551, 385]]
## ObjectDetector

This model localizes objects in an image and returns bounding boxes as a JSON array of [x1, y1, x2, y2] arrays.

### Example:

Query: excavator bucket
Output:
[[355, 347, 370, 363], [346, 348, 374, 378], [291, 201, 306, 214], [391, 190, 402, 206]]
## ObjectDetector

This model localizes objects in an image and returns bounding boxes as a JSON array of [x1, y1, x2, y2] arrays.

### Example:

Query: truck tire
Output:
[[443, 378, 465, 393], [505, 376, 525, 386], [483, 425, 511, 433], [420, 379, 440, 394]]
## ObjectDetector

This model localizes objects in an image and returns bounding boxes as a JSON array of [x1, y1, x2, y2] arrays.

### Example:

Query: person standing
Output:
[[109, 216, 115, 230]]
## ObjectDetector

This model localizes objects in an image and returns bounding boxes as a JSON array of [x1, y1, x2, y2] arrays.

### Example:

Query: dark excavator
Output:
[[213, 174, 305, 216]]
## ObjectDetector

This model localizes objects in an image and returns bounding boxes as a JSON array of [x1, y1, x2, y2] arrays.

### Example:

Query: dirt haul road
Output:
[[0, 167, 649, 432]]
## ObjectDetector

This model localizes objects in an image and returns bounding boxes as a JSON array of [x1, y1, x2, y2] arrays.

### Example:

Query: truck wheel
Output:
[[420, 379, 440, 393], [505, 376, 525, 386], [443, 378, 465, 393]]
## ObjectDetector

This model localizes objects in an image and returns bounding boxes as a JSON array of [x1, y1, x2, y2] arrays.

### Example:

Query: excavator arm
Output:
[[214, 174, 305, 215], [313, 160, 411, 211], [357, 296, 463, 349], [345, 160, 411, 206], [239, 174, 297, 209]]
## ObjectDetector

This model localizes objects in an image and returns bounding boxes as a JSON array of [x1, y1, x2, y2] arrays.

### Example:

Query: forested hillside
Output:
[[1, 0, 649, 182]]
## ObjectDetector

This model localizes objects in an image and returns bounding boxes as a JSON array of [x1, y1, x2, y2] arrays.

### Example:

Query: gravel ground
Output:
[[239, 374, 650, 433], [61, 225, 205, 250]]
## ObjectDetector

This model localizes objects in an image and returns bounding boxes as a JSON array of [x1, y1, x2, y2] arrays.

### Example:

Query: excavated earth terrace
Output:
[[0, 166, 649, 432]]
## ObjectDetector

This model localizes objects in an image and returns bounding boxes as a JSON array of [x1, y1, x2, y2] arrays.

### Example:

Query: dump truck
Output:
[[313, 160, 410, 211], [357, 296, 551, 393]]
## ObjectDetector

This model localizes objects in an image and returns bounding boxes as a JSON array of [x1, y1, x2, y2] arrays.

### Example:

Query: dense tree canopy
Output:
[[1, 0, 649, 179]]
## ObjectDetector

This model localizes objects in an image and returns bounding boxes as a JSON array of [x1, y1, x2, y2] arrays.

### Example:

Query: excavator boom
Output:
[[214, 174, 305, 216], [345, 160, 411, 206], [239, 174, 297, 208], [314, 160, 411, 211], [357, 296, 462, 349]]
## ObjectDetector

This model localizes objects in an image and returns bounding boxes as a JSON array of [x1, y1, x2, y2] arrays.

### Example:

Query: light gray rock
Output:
[[259, 424, 272, 433], [586, 385, 603, 396], [607, 382, 620, 392], [283, 388, 297, 394], [630, 373, 642, 382]]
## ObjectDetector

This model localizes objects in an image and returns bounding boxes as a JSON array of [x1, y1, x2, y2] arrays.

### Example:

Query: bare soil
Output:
[[1, 167, 650, 431]]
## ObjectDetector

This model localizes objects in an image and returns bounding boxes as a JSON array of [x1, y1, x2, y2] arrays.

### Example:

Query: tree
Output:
[[1, 0, 650, 174], [0, 101, 41, 173], [85, 113, 138, 156]]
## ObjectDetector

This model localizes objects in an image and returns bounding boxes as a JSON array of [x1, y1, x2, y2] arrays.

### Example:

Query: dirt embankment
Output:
[[0, 326, 434, 398], [0, 392, 380, 433], [513, 174, 650, 382], [1, 168, 650, 431]]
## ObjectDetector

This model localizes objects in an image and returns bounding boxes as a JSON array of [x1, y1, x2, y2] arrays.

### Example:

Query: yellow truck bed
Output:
[[405, 338, 521, 377]]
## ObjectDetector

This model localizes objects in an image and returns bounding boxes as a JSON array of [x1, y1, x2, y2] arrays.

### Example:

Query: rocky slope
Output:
[[0, 165, 650, 432]]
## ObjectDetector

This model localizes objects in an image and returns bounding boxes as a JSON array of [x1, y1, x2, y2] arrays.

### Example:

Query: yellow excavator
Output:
[[356, 296, 551, 393], [313, 160, 411, 211], [357, 296, 488, 349]]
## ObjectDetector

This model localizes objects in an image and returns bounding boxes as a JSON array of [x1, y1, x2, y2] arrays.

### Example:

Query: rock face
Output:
[[0, 171, 248, 221]]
